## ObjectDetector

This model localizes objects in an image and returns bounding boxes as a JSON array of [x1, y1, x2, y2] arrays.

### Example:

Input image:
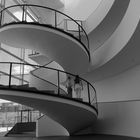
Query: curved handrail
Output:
[[0, 62, 98, 113], [0, 4, 90, 60]]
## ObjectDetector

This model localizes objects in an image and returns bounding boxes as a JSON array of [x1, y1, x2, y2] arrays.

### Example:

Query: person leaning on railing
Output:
[[74, 75, 83, 100], [65, 76, 73, 98]]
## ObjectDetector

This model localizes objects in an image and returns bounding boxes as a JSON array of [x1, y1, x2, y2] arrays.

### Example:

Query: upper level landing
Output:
[[0, 4, 90, 75]]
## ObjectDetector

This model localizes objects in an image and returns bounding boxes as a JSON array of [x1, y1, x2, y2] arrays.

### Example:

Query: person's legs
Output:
[[68, 87, 72, 98], [77, 88, 82, 99], [75, 88, 78, 98]]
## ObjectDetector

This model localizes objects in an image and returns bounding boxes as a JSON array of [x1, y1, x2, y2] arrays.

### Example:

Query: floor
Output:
[[0, 134, 140, 140]]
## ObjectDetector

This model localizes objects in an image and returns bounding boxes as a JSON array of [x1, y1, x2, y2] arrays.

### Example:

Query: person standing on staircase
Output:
[[65, 76, 73, 98], [74, 75, 83, 100]]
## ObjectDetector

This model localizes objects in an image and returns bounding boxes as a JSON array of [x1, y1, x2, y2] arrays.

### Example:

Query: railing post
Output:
[[95, 89, 98, 110], [22, 5, 25, 22], [24, 5, 27, 22], [57, 70, 60, 95], [0, 11, 3, 26], [87, 83, 91, 104], [20, 110, 23, 123], [9, 63, 12, 87], [55, 11, 57, 28], [30, 110, 32, 122], [28, 110, 30, 122], [78, 25, 81, 41], [39, 111, 41, 117]]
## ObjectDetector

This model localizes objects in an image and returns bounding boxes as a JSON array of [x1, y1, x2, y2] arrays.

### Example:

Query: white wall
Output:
[[94, 64, 140, 103], [91, 0, 140, 69], [82, 63, 140, 138], [36, 115, 69, 137], [84, 0, 114, 34], [63, 0, 102, 20], [83, 101, 140, 138]]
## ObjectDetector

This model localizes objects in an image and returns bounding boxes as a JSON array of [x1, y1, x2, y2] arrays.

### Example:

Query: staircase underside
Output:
[[0, 88, 97, 134], [0, 23, 89, 75]]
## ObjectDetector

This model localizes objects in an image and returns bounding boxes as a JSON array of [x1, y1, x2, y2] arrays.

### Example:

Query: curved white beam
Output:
[[90, 0, 139, 70], [84, 0, 115, 34], [88, 0, 130, 53]]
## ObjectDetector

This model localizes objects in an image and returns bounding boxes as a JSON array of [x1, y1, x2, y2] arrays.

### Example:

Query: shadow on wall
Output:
[[77, 101, 140, 138]]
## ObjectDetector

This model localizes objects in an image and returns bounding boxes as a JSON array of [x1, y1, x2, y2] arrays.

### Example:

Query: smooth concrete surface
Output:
[[85, 0, 114, 34], [88, 0, 130, 52], [90, 0, 140, 69], [0, 24, 89, 74], [0, 89, 97, 135], [63, 0, 103, 20], [36, 115, 69, 137], [83, 1, 140, 82], [0, 134, 140, 140], [94, 63, 140, 102], [28, 54, 52, 66], [80, 100, 140, 138], [5, 0, 64, 9]]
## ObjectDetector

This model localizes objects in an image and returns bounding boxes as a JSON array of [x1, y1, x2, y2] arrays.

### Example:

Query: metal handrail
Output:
[[0, 62, 98, 113], [0, 4, 90, 60]]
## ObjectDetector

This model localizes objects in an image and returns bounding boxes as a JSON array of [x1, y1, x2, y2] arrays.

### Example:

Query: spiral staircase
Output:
[[0, 0, 139, 138], [0, 4, 97, 137]]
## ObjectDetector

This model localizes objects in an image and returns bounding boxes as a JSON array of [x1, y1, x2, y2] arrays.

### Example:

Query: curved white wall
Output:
[[91, 0, 140, 69], [36, 115, 69, 137], [63, 0, 102, 20], [87, 0, 130, 53], [94, 64, 140, 103], [84, 0, 114, 34], [85, 101, 140, 138]]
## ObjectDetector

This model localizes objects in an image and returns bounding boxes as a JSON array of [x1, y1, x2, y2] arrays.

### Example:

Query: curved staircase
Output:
[[0, 62, 98, 136], [0, 4, 98, 137], [0, 4, 90, 75]]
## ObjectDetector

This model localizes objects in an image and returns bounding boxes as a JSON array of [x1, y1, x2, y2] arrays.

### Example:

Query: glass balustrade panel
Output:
[[0, 63, 10, 86], [31, 67, 58, 94], [56, 12, 65, 30], [89, 84, 97, 109]]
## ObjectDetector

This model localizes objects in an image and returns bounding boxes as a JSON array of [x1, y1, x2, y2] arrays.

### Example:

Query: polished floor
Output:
[[0, 134, 140, 140]]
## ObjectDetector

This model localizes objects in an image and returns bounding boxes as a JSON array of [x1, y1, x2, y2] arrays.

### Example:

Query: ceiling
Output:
[[26, 0, 64, 9]]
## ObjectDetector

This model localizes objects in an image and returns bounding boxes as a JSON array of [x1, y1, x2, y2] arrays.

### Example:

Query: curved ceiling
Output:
[[25, 0, 64, 9], [82, 0, 140, 82], [84, 0, 115, 34], [89, 0, 140, 70], [83, 18, 140, 82], [88, 0, 130, 52], [63, 0, 103, 20]]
